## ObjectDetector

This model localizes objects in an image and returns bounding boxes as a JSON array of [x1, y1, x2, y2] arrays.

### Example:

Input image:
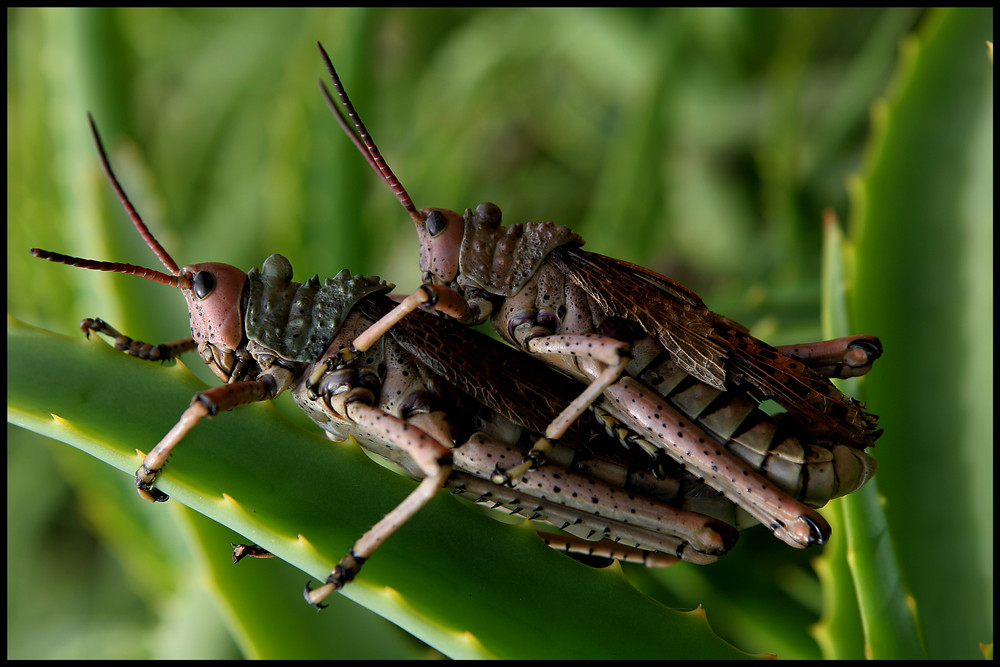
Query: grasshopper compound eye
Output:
[[425, 210, 447, 237], [193, 271, 216, 299]]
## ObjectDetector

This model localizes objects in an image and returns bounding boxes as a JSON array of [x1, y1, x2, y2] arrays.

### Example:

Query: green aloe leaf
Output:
[[812, 9, 993, 661], [846, 7, 993, 660], [7, 316, 749, 659], [811, 212, 871, 660]]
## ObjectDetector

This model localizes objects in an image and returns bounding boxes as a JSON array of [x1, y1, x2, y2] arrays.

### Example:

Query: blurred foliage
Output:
[[8, 7, 991, 659]]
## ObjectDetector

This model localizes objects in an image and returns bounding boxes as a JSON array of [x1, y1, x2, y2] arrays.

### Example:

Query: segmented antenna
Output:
[[29, 248, 189, 288], [316, 42, 423, 225], [87, 114, 182, 276], [29, 116, 192, 291]]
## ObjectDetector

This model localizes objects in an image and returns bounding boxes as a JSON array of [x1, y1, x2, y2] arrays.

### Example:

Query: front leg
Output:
[[81, 317, 197, 361], [349, 284, 476, 354], [136, 366, 294, 502]]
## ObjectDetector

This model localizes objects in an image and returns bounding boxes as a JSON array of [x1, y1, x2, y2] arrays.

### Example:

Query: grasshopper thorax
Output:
[[244, 255, 392, 365]]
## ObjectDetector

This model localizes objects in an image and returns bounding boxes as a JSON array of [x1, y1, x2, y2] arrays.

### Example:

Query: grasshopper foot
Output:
[[303, 552, 365, 609], [302, 581, 331, 610], [492, 437, 553, 486], [232, 544, 274, 564], [490, 465, 513, 487], [802, 514, 830, 546], [135, 465, 169, 502], [709, 521, 740, 553]]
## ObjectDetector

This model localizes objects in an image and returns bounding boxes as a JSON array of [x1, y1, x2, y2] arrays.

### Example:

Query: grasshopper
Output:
[[31, 115, 756, 609], [315, 43, 882, 550]]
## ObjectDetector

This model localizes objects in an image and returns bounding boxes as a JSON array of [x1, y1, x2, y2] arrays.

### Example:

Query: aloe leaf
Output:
[[8, 316, 751, 659], [847, 7, 993, 660], [798, 9, 992, 661], [810, 212, 872, 660]]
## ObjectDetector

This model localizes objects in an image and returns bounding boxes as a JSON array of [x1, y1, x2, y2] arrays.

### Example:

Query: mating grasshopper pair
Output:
[[312, 44, 880, 544], [30, 43, 881, 609]]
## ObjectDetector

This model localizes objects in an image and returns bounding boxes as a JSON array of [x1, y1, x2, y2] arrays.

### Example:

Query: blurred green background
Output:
[[7, 7, 992, 659]]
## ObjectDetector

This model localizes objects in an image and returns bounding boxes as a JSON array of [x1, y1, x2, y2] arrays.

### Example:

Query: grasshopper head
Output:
[[179, 262, 249, 381], [415, 207, 465, 283], [414, 203, 505, 284], [30, 115, 251, 384]]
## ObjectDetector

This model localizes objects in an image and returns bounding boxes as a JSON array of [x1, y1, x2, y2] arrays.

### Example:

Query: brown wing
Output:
[[374, 296, 694, 474], [360, 293, 590, 441], [549, 247, 731, 390], [549, 247, 880, 448]]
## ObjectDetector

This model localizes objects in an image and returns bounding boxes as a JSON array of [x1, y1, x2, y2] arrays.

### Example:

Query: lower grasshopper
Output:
[[31, 115, 755, 609], [314, 43, 881, 550]]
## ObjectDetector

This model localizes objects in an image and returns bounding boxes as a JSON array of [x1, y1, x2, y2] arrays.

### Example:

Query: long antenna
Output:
[[87, 114, 182, 276], [316, 41, 423, 226], [30, 116, 192, 290], [29, 248, 188, 288]]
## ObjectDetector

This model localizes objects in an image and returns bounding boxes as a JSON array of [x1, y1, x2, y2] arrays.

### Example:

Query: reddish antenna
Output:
[[316, 41, 423, 226], [30, 115, 192, 290]]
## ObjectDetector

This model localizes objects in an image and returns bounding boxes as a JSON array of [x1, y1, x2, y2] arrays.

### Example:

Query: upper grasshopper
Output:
[[315, 42, 882, 551]]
